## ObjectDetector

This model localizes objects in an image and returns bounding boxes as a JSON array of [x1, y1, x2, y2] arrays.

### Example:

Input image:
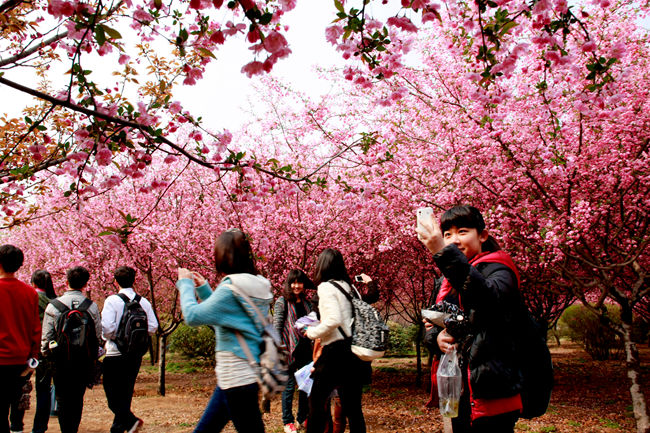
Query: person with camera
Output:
[[176, 229, 272, 433], [417, 205, 524, 433]]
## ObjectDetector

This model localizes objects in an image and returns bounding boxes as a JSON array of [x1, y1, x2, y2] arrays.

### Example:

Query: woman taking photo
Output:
[[273, 269, 313, 433], [304, 248, 366, 433], [176, 229, 273, 433]]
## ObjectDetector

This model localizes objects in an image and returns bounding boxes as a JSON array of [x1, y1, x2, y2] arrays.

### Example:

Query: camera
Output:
[[354, 275, 364, 282]]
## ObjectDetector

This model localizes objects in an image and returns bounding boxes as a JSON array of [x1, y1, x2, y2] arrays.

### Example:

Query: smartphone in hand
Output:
[[354, 275, 364, 282], [416, 207, 434, 232]]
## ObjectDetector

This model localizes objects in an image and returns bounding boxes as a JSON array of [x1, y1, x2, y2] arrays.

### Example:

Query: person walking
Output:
[[8, 270, 57, 433], [304, 248, 367, 433], [417, 205, 524, 433], [273, 269, 314, 433], [41, 266, 102, 433], [101, 266, 158, 433], [176, 228, 272, 433], [0, 245, 41, 433]]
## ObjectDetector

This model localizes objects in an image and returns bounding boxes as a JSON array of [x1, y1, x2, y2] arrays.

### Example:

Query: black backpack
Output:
[[517, 310, 554, 419], [114, 294, 150, 357], [50, 298, 98, 367]]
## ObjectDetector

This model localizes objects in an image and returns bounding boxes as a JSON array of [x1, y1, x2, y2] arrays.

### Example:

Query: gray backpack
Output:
[[330, 280, 390, 361], [227, 284, 289, 400]]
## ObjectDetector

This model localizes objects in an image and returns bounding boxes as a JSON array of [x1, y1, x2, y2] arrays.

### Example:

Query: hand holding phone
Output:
[[416, 207, 434, 232]]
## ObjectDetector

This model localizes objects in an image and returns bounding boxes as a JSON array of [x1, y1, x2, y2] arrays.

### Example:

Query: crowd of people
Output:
[[0, 249, 158, 433], [2, 204, 533, 433]]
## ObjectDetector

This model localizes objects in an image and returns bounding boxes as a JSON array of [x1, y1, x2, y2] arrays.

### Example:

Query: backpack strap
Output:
[[76, 298, 93, 312], [328, 280, 355, 340], [117, 293, 141, 304], [225, 284, 270, 329], [49, 298, 69, 314]]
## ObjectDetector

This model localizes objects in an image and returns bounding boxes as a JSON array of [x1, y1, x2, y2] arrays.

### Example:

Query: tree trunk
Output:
[[415, 324, 423, 387], [622, 313, 650, 433], [158, 334, 167, 396], [150, 334, 159, 366]]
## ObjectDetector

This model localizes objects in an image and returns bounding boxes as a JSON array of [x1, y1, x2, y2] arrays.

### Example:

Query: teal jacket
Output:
[[177, 273, 272, 362]]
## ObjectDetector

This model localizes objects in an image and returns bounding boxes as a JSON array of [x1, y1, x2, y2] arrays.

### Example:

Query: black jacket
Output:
[[425, 244, 524, 400]]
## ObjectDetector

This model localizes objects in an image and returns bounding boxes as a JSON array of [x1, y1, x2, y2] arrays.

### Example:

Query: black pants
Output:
[[0, 365, 25, 433], [451, 383, 519, 433], [103, 355, 143, 433], [307, 341, 366, 433], [53, 369, 87, 433]]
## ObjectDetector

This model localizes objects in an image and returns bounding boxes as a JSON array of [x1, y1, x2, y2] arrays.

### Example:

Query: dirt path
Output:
[[16, 343, 649, 432]]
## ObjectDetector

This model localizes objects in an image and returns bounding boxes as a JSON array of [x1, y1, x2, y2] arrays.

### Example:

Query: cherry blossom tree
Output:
[[1, 0, 639, 227]]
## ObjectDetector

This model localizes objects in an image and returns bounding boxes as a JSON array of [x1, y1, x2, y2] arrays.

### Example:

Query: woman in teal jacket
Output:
[[177, 229, 273, 433]]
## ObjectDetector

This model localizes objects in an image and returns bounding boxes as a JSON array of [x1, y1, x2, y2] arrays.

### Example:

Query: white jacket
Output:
[[306, 280, 354, 346]]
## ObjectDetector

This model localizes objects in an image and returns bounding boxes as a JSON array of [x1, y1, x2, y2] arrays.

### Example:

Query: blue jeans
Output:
[[281, 374, 308, 425], [194, 383, 264, 433]]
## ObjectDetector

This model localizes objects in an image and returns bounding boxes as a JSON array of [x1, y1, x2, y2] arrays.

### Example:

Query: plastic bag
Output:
[[437, 346, 462, 418], [294, 361, 314, 396]]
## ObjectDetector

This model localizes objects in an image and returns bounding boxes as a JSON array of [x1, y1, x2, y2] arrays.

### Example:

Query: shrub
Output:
[[386, 321, 418, 357], [559, 304, 623, 360], [169, 323, 216, 364]]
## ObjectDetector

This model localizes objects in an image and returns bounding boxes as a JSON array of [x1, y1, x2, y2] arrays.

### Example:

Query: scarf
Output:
[[280, 297, 311, 366]]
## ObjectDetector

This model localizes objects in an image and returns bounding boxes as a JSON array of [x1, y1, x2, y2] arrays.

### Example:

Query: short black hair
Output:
[[114, 266, 136, 288], [66, 266, 90, 290], [440, 205, 486, 233], [440, 205, 500, 252], [0, 244, 24, 273], [31, 269, 56, 298], [214, 229, 258, 275], [313, 248, 351, 286]]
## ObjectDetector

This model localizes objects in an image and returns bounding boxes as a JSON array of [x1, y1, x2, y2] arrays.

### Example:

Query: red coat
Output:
[[0, 278, 41, 364]]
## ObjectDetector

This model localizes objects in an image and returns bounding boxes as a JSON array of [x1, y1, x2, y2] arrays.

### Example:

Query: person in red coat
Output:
[[0, 244, 41, 433]]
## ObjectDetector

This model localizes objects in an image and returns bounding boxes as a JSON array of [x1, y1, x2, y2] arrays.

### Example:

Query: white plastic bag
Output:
[[437, 346, 462, 418], [294, 361, 314, 396]]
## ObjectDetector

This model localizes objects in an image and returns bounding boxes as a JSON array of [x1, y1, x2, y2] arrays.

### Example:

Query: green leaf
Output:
[[259, 12, 273, 25], [103, 26, 122, 40], [95, 25, 106, 46], [196, 47, 216, 59], [500, 21, 517, 35], [334, 0, 345, 13], [98, 231, 114, 236]]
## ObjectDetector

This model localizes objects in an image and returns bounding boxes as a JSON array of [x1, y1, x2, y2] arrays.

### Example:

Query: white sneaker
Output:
[[284, 423, 298, 433], [127, 418, 144, 433]]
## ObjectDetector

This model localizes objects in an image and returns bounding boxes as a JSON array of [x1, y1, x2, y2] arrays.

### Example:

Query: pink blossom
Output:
[[279, 0, 296, 11], [387, 16, 418, 33], [241, 61, 264, 77], [47, 0, 75, 18], [163, 155, 178, 164], [325, 25, 344, 45], [118, 54, 130, 65], [210, 30, 225, 44], [95, 148, 112, 166], [264, 31, 288, 54]]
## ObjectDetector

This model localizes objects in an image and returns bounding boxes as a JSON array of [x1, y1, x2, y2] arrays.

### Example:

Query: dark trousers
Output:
[[32, 366, 53, 433], [451, 386, 519, 433], [103, 355, 142, 433], [281, 374, 309, 425], [307, 342, 366, 433], [8, 374, 29, 432], [194, 383, 264, 433], [1, 365, 25, 433], [53, 369, 87, 433]]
